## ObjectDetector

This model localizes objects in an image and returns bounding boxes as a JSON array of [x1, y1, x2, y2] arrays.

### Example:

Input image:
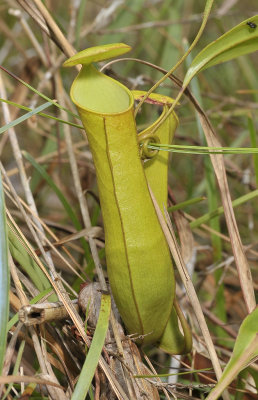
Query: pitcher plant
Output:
[[63, 43, 192, 354]]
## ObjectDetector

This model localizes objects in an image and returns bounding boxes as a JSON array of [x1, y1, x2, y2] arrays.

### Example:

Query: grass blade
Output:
[[22, 151, 90, 258], [2, 340, 25, 400], [0, 65, 79, 119], [23, 151, 81, 229], [167, 196, 206, 212], [190, 189, 258, 229], [148, 143, 258, 154], [0, 98, 83, 129], [248, 116, 258, 187], [71, 294, 111, 400], [8, 224, 54, 293], [0, 101, 52, 134], [75, 0, 87, 49], [0, 172, 9, 374]]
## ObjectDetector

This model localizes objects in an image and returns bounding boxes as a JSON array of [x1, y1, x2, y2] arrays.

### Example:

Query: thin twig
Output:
[[33, 0, 75, 58]]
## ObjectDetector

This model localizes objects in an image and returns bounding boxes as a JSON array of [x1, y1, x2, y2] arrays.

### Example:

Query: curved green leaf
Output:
[[71, 294, 111, 400], [206, 307, 258, 400], [0, 172, 9, 374], [183, 16, 258, 87]]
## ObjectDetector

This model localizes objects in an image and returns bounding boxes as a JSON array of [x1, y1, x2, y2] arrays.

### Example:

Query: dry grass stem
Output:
[[198, 113, 256, 313], [149, 186, 230, 400]]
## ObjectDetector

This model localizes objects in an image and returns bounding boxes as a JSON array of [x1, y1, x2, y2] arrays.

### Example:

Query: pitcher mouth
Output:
[[70, 64, 134, 116], [63, 43, 133, 116]]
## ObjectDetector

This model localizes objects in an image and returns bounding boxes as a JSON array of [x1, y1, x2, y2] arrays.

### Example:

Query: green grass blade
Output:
[[22, 151, 90, 258], [167, 196, 206, 212], [247, 367, 258, 395], [235, 369, 249, 400], [23, 151, 80, 228], [185, 37, 225, 336], [184, 37, 222, 260], [0, 102, 52, 134], [7, 225, 56, 300], [248, 116, 258, 187], [183, 15, 258, 87], [190, 189, 258, 229], [71, 294, 111, 400], [0, 65, 79, 119], [0, 172, 9, 374], [0, 98, 83, 130], [75, 0, 87, 49], [148, 143, 258, 154], [2, 340, 25, 400]]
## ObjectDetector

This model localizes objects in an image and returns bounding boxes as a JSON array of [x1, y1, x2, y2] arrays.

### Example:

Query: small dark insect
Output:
[[247, 21, 257, 29]]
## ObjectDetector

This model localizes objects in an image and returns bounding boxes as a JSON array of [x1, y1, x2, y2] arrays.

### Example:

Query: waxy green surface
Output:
[[64, 43, 191, 353]]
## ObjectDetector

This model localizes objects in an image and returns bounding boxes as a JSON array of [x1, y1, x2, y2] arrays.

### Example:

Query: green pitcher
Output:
[[64, 43, 191, 353]]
